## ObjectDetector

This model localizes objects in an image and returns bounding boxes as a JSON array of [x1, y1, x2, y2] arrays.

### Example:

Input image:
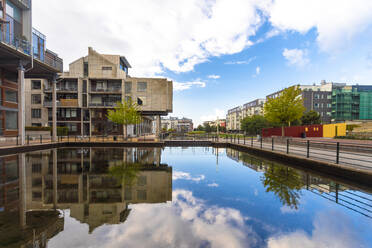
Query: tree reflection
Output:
[[261, 163, 305, 209], [109, 162, 141, 186]]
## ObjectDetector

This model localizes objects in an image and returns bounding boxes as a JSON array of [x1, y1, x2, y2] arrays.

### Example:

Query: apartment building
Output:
[[332, 85, 372, 121], [203, 119, 226, 128], [0, 0, 62, 144], [266, 81, 346, 124], [242, 99, 266, 118], [161, 116, 193, 133], [25, 47, 172, 136], [226, 106, 242, 132]]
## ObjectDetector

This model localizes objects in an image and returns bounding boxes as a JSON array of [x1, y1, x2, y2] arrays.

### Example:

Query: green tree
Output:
[[264, 86, 305, 136], [109, 162, 141, 186], [241, 115, 270, 135], [301, 110, 321, 125], [204, 123, 212, 133], [196, 125, 204, 131], [107, 98, 142, 139]]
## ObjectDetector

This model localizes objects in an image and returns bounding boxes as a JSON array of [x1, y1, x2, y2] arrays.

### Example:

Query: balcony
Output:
[[57, 86, 78, 92], [90, 86, 122, 93], [10, 0, 30, 9], [44, 99, 78, 107], [89, 102, 117, 107]]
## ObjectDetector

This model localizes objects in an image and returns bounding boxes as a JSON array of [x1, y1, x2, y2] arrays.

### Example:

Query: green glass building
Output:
[[332, 86, 372, 121]]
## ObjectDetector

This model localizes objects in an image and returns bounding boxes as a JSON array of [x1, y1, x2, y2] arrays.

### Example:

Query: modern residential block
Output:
[[25, 47, 172, 136], [0, 0, 62, 144], [161, 116, 193, 133]]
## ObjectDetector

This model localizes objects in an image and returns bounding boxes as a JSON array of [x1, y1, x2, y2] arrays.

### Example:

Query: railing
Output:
[[89, 102, 118, 107], [90, 87, 122, 93], [57, 86, 78, 91], [0, 29, 31, 55], [162, 134, 372, 171]]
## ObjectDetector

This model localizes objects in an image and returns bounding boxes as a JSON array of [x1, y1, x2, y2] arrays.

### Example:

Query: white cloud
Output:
[[207, 183, 219, 187], [256, 66, 260, 75], [208, 74, 221, 79], [267, 211, 365, 248], [225, 56, 257, 65], [200, 108, 226, 123], [173, 171, 205, 182], [33, 0, 263, 76], [173, 80, 206, 91], [50, 190, 260, 248], [282, 48, 309, 67], [266, 0, 372, 52]]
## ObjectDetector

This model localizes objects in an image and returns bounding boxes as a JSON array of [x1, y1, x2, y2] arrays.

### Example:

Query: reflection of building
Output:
[[161, 116, 193, 133], [24, 147, 171, 233]]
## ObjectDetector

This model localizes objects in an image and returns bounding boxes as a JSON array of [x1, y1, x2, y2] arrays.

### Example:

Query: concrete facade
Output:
[[25, 47, 173, 136], [161, 116, 193, 133], [226, 106, 242, 131]]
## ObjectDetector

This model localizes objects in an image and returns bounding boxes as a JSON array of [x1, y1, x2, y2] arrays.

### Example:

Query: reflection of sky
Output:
[[48, 147, 372, 247]]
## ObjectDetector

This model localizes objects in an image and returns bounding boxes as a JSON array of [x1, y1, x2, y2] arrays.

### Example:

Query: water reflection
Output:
[[226, 148, 372, 218], [0, 147, 170, 247]]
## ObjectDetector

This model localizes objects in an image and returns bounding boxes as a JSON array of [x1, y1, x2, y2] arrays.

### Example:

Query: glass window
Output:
[[137, 82, 147, 92], [83, 80, 87, 93], [5, 111, 17, 129], [102, 66, 112, 70], [31, 109, 41, 118], [125, 81, 132, 94], [32, 123, 42, 127], [32, 80, 41, 89], [31, 94, 41, 104], [5, 90, 17, 102], [84, 62, 88, 77]]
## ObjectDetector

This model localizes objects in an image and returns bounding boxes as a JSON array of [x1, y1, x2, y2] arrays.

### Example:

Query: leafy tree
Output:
[[264, 86, 305, 136], [196, 125, 204, 131], [241, 115, 270, 135], [107, 98, 142, 139], [204, 123, 212, 133], [109, 162, 141, 186], [301, 110, 321, 125]]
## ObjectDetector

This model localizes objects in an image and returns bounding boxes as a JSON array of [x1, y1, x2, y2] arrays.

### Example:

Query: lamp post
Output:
[[216, 116, 219, 142]]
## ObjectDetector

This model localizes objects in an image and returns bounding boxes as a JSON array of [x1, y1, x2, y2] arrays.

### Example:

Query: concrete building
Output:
[[226, 106, 242, 132], [242, 99, 266, 118], [25, 47, 172, 136], [266, 81, 346, 124], [0, 0, 63, 144], [161, 116, 193, 133]]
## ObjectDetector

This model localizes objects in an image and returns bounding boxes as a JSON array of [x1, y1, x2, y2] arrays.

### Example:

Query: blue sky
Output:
[[33, 0, 372, 125]]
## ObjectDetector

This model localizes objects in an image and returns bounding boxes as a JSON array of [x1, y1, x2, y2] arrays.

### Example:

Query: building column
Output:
[[17, 64, 25, 145], [52, 76, 57, 142], [156, 115, 161, 137]]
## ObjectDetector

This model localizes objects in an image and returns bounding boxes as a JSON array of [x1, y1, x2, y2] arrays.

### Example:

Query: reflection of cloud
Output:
[[173, 171, 205, 182], [280, 205, 298, 214], [254, 189, 258, 196], [207, 183, 219, 187], [268, 211, 365, 248], [50, 190, 261, 248]]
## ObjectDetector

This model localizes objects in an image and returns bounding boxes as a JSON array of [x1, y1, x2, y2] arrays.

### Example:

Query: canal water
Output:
[[0, 147, 371, 248]]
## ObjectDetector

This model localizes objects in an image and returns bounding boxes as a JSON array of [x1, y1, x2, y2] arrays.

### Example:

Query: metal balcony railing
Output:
[[0, 30, 31, 55], [89, 102, 117, 107], [57, 86, 78, 91], [91, 86, 122, 93]]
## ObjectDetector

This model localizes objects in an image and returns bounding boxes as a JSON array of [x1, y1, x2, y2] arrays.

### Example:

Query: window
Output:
[[83, 95, 87, 107], [32, 123, 42, 127], [137, 82, 147, 92], [84, 62, 88, 77], [31, 94, 41, 104], [32, 109, 41, 118], [314, 94, 320, 99], [5, 111, 17, 129], [314, 103, 319, 108], [83, 80, 87, 93], [102, 66, 112, 70], [5, 90, 17, 102], [327, 103, 332, 108], [32, 80, 41, 90], [327, 94, 332, 99], [125, 81, 132, 94]]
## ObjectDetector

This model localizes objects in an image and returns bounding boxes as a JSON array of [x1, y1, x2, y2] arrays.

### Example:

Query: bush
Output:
[[188, 131, 206, 135], [57, 127, 69, 136], [346, 124, 360, 132]]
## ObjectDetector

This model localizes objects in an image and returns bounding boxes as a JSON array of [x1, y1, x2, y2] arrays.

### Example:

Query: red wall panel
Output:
[[262, 124, 323, 138]]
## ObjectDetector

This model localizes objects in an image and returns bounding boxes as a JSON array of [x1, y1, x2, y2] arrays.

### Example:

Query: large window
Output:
[[84, 62, 89, 77], [137, 82, 147, 92], [5, 90, 17, 102], [5, 111, 17, 130], [125, 82, 132, 94], [31, 94, 41, 104], [31, 109, 41, 118], [32, 80, 41, 90]]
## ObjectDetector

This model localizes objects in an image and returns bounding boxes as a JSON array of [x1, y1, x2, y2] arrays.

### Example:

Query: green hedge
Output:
[[57, 127, 69, 136]]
